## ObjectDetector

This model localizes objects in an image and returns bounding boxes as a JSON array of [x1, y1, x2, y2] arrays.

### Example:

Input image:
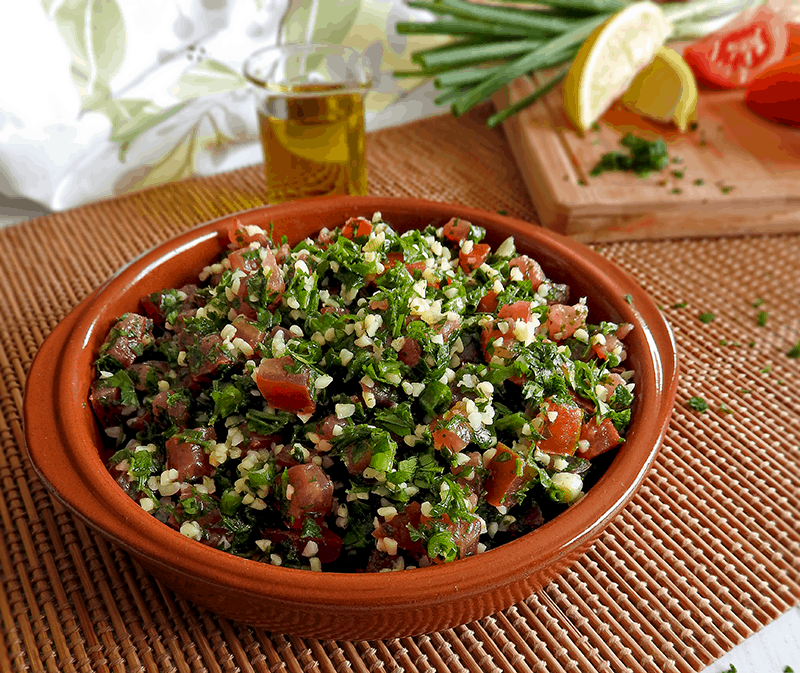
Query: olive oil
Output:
[[259, 86, 368, 203]]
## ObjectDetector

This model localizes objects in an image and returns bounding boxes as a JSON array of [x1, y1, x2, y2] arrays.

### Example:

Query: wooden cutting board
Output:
[[493, 73, 800, 242]]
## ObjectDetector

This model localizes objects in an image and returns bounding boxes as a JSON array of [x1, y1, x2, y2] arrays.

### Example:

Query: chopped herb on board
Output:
[[760, 364, 772, 373], [720, 185, 734, 194], [688, 396, 708, 412], [698, 312, 716, 324], [718, 403, 734, 414], [787, 339, 800, 358], [757, 311, 768, 326], [671, 188, 682, 195], [752, 298, 765, 308], [672, 170, 685, 179], [673, 301, 688, 309], [694, 179, 704, 186], [590, 134, 670, 178]]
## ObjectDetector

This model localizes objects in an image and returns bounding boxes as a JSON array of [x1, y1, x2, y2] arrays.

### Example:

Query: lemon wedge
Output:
[[563, 1, 672, 133], [620, 47, 698, 131]]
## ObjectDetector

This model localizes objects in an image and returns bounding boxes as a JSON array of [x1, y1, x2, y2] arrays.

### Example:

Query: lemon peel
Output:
[[620, 47, 699, 131]]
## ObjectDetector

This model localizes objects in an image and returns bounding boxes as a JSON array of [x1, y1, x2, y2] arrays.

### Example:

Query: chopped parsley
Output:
[[624, 293, 633, 305], [752, 298, 765, 308], [688, 396, 708, 413], [718, 403, 734, 415], [673, 302, 688, 309], [787, 339, 800, 358], [694, 179, 704, 186], [590, 133, 670, 178], [757, 311, 768, 327], [698, 312, 716, 324]]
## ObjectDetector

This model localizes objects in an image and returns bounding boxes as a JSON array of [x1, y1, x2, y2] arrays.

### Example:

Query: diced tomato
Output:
[[369, 298, 389, 311], [484, 443, 530, 508], [261, 525, 343, 564], [535, 401, 582, 456], [260, 246, 285, 296], [444, 515, 482, 560], [477, 290, 498, 313], [127, 361, 170, 392], [283, 463, 333, 526], [546, 303, 587, 341], [683, 6, 789, 89], [373, 501, 426, 555], [451, 451, 483, 506], [165, 428, 215, 482], [397, 337, 422, 366], [227, 219, 269, 248], [509, 255, 546, 290], [151, 390, 190, 429], [89, 380, 124, 427], [441, 217, 471, 243], [592, 334, 620, 360], [498, 300, 533, 322], [341, 217, 372, 239], [384, 252, 437, 285], [601, 372, 626, 402], [745, 52, 800, 127], [188, 334, 235, 383], [480, 324, 515, 362], [228, 249, 261, 275], [256, 356, 316, 415], [430, 401, 473, 452], [578, 417, 622, 459], [315, 414, 346, 443], [101, 313, 153, 368], [435, 315, 461, 341], [459, 243, 490, 273], [343, 440, 372, 475]]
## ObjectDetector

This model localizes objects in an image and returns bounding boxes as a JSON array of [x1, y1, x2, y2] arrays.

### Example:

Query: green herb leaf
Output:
[[698, 312, 716, 324], [688, 396, 708, 412]]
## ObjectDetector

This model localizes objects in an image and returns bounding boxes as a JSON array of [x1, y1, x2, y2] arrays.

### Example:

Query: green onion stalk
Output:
[[394, 0, 780, 127]]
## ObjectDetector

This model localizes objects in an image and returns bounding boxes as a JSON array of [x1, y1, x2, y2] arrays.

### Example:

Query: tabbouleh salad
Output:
[[90, 213, 636, 572]]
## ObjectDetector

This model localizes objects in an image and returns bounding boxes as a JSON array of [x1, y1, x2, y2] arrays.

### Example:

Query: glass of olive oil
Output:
[[244, 44, 373, 203]]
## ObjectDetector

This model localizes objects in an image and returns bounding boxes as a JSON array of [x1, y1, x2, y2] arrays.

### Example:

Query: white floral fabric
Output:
[[0, 0, 442, 211]]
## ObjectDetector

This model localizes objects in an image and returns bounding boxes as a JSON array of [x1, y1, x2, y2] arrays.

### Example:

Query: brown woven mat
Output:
[[2, 104, 799, 673]]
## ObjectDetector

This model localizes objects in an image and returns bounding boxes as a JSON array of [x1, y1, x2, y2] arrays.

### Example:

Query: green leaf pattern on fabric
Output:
[[51, 0, 126, 104], [37, 0, 440, 199], [281, 0, 361, 45], [173, 59, 248, 101]]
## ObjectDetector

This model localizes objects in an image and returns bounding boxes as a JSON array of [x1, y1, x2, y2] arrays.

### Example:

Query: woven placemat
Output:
[[1, 104, 799, 673]]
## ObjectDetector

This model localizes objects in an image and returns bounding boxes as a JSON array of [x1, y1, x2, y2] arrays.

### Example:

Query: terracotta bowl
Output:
[[24, 196, 678, 640]]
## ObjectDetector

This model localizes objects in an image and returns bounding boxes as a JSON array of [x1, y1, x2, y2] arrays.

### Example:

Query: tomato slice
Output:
[[745, 52, 800, 127], [683, 6, 789, 89]]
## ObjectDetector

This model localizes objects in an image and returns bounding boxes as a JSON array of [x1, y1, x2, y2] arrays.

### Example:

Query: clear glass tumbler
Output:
[[244, 44, 373, 204]]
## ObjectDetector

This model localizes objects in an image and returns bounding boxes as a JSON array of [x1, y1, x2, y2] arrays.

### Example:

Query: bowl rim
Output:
[[24, 196, 678, 612]]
